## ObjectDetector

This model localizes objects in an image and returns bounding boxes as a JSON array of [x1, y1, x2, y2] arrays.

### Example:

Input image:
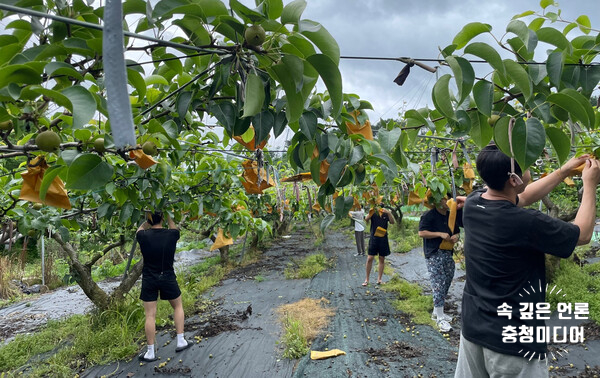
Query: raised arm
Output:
[[573, 159, 600, 245], [518, 155, 589, 207], [167, 214, 178, 230]]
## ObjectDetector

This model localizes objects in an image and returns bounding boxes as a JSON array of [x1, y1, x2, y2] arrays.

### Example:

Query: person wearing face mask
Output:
[[454, 143, 599, 378]]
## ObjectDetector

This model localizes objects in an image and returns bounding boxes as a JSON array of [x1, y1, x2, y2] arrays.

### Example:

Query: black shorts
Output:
[[140, 271, 181, 302], [368, 235, 391, 256]]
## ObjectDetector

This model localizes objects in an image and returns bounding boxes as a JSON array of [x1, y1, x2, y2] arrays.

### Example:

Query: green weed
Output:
[[548, 260, 600, 324], [382, 275, 435, 326], [388, 219, 421, 253], [254, 274, 265, 282], [281, 318, 309, 359], [284, 253, 331, 279]]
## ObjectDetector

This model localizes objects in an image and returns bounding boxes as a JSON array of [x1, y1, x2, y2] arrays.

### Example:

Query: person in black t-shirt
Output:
[[454, 144, 600, 378], [418, 196, 463, 332], [362, 203, 395, 286], [137, 211, 191, 362]]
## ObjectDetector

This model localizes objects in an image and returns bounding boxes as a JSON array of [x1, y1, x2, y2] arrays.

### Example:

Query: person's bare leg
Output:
[[142, 301, 157, 359], [143, 301, 158, 345], [169, 296, 185, 334], [364, 255, 374, 285], [169, 296, 189, 349], [377, 256, 385, 283]]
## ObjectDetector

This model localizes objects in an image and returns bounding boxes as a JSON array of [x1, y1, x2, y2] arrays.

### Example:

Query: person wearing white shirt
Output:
[[348, 206, 366, 256]]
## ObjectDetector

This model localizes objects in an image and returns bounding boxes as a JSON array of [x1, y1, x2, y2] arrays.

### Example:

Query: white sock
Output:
[[434, 306, 445, 318], [177, 333, 187, 348], [144, 344, 155, 359]]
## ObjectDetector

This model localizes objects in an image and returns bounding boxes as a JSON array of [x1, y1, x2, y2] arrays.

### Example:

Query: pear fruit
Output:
[[488, 115, 500, 126], [142, 141, 158, 156], [35, 130, 61, 152], [94, 138, 106, 153], [245, 25, 266, 46], [0, 120, 13, 131]]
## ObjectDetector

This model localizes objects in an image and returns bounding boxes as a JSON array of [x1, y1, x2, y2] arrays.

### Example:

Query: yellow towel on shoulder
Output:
[[310, 349, 346, 360]]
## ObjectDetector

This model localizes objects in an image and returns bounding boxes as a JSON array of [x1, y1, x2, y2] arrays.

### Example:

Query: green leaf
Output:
[[320, 213, 335, 233], [299, 21, 340, 64], [0, 64, 42, 89], [464, 42, 506, 76], [576, 15, 591, 34], [527, 64, 547, 85], [208, 102, 236, 135], [469, 111, 493, 148], [545, 127, 570, 165], [62, 86, 97, 129], [512, 10, 535, 19], [262, 0, 283, 19], [493, 116, 512, 156], [494, 117, 545, 170], [144, 74, 169, 86], [176, 91, 193, 120], [66, 154, 114, 190], [348, 145, 364, 165], [503, 59, 532, 100], [472, 80, 494, 117], [242, 73, 265, 118], [298, 111, 317, 141], [512, 118, 546, 170], [268, 63, 304, 123], [447, 56, 474, 105], [73, 129, 92, 142], [404, 109, 436, 131], [119, 203, 134, 225], [39, 165, 67, 202], [431, 74, 456, 121], [127, 68, 146, 100], [173, 16, 212, 46], [547, 88, 594, 128], [563, 22, 577, 36], [540, 0, 554, 9], [378, 128, 402, 153], [536, 27, 571, 53], [546, 51, 563, 88], [306, 54, 342, 118], [328, 158, 347, 186], [452, 22, 492, 50], [281, 0, 306, 25], [506, 20, 538, 54], [44, 62, 83, 81], [528, 17, 545, 31], [230, 0, 265, 24], [252, 110, 274, 144], [273, 111, 288, 137]]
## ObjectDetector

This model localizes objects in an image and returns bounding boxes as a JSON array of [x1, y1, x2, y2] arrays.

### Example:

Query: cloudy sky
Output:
[[296, 0, 600, 122]]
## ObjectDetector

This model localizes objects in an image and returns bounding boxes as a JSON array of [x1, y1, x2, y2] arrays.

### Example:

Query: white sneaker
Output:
[[431, 312, 453, 322], [437, 319, 452, 332]]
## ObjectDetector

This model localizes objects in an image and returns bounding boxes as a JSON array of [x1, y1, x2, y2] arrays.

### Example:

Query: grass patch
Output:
[[547, 259, 600, 324], [276, 298, 335, 359], [389, 219, 421, 253], [284, 253, 331, 279], [254, 274, 265, 282], [381, 275, 435, 327]]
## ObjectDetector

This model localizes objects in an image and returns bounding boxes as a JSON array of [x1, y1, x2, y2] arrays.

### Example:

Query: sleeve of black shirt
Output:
[[419, 211, 433, 231], [527, 211, 580, 258]]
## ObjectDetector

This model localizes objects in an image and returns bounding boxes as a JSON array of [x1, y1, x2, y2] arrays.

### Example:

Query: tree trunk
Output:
[[111, 259, 143, 302], [219, 245, 229, 265], [52, 232, 111, 310]]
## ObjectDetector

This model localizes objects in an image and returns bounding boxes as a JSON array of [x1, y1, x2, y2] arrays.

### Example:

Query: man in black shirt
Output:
[[137, 212, 191, 362], [419, 197, 463, 332], [455, 144, 599, 377], [363, 204, 395, 286]]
